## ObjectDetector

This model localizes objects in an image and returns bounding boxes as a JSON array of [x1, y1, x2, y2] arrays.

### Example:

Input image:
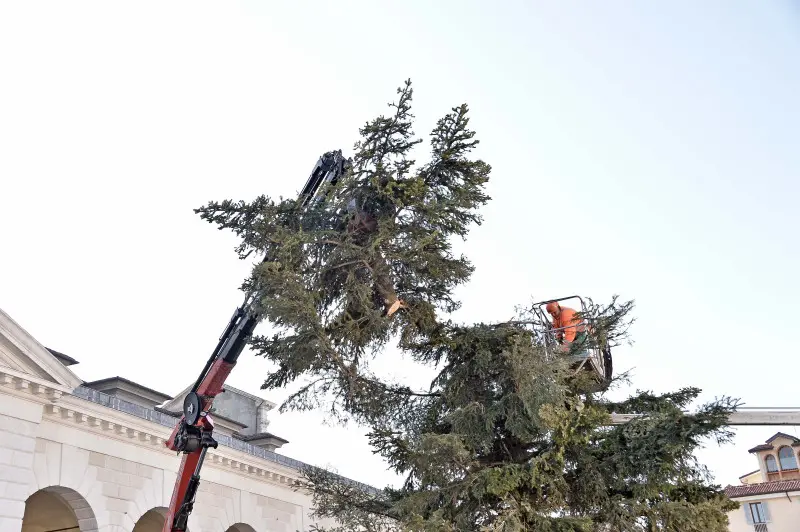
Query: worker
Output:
[[346, 200, 406, 317], [545, 301, 587, 350]]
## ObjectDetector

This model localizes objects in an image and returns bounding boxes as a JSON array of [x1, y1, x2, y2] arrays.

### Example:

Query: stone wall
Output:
[[193, 481, 301, 532], [0, 394, 43, 532]]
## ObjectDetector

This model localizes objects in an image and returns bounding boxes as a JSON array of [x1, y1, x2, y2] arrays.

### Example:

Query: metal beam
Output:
[[609, 408, 800, 426]]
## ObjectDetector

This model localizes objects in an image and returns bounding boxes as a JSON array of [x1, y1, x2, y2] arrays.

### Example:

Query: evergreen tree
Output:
[[195, 80, 740, 531]]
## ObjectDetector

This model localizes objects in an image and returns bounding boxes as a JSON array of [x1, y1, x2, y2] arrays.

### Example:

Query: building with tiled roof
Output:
[[724, 432, 800, 532]]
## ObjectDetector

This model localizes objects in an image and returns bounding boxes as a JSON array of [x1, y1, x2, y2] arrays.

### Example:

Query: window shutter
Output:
[[744, 504, 754, 525], [762, 501, 771, 522]]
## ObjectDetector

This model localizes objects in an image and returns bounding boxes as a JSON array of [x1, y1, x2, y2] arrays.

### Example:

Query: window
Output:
[[745, 501, 769, 524], [778, 446, 798, 470], [749, 502, 766, 523], [765, 454, 778, 472]]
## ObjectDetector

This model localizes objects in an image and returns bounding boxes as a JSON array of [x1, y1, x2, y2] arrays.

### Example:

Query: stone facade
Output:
[[0, 307, 360, 531]]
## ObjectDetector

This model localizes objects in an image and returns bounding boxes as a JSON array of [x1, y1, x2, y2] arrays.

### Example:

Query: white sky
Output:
[[2, 1, 799, 491]]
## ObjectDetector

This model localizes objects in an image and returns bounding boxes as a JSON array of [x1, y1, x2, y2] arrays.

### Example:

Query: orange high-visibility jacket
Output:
[[553, 306, 586, 343]]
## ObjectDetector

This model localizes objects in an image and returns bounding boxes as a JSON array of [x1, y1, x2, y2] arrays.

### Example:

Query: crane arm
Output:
[[161, 150, 350, 532], [609, 408, 800, 426]]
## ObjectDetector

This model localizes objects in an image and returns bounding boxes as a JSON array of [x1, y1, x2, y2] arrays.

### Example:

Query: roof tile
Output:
[[725, 479, 800, 498], [748, 444, 774, 453]]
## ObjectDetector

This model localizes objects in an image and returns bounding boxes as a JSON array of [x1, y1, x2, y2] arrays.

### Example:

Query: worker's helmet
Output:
[[545, 301, 559, 315]]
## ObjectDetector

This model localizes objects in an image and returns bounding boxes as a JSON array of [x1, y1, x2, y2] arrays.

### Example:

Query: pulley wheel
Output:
[[183, 392, 202, 425], [183, 434, 200, 453]]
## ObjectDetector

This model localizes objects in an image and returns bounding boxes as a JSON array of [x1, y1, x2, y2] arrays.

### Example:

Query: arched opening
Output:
[[22, 486, 97, 532], [133, 507, 169, 532], [765, 454, 778, 472], [778, 446, 798, 470], [225, 524, 257, 532]]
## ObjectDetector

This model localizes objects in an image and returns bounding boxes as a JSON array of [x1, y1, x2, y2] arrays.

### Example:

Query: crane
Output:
[[159, 150, 800, 531], [610, 408, 800, 426], [160, 150, 350, 532]]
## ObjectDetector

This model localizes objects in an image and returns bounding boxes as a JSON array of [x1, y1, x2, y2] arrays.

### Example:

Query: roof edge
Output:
[[238, 432, 290, 444], [83, 376, 173, 401], [47, 347, 79, 366], [153, 406, 249, 430], [725, 479, 800, 498], [738, 469, 760, 479], [766, 431, 800, 444]]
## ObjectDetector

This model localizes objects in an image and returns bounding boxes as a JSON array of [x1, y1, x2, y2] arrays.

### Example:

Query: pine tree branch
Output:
[[196, 80, 734, 532]]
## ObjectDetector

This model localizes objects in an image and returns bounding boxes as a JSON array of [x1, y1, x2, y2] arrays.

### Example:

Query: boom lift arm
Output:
[[161, 150, 349, 532], [610, 408, 800, 426]]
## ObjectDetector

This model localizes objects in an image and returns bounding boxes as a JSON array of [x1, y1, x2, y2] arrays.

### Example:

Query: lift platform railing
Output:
[[528, 296, 594, 349], [525, 296, 612, 388]]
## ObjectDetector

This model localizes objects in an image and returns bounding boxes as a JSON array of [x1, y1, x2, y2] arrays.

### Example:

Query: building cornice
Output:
[[0, 305, 377, 497], [729, 491, 800, 502], [0, 368, 378, 497], [0, 368, 67, 404], [44, 392, 307, 490], [62, 387, 378, 495]]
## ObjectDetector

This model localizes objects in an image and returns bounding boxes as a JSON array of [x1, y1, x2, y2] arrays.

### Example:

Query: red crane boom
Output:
[[161, 151, 349, 532]]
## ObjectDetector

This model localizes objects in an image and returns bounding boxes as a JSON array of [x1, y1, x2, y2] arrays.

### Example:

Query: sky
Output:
[[2, 0, 800, 492]]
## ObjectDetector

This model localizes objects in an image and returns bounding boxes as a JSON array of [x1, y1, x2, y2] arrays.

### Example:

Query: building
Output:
[[725, 432, 800, 532], [0, 307, 369, 531]]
